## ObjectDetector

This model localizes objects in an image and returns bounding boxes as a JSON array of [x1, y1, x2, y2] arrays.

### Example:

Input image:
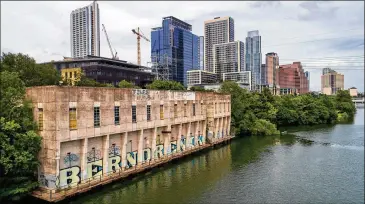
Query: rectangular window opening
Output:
[[160, 105, 164, 120], [38, 108, 43, 131], [69, 108, 77, 129], [132, 105, 137, 123], [114, 106, 120, 125], [147, 105, 151, 121], [94, 107, 100, 127]]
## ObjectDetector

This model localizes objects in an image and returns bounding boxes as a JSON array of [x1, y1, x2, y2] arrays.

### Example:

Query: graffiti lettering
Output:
[[170, 92, 195, 100], [198, 135, 204, 146], [155, 144, 164, 158], [39, 173, 58, 188], [143, 148, 151, 163], [63, 153, 79, 166], [180, 138, 186, 151], [87, 148, 102, 163], [108, 156, 121, 173], [59, 166, 81, 188], [109, 145, 121, 157], [126, 151, 137, 168], [190, 136, 195, 147], [171, 141, 177, 153], [133, 89, 153, 100], [87, 159, 103, 179]]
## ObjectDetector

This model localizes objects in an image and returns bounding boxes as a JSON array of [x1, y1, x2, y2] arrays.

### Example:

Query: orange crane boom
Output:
[[132, 27, 150, 65]]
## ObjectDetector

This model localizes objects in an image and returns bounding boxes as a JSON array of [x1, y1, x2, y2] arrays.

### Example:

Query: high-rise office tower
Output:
[[151, 16, 199, 86], [321, 68, 344, 95], [278, 62, 309, 95], [199, 36, 204, 70], [213, 41, 244, 80], [70, 1, 100, 58], [204, 17, 234, 72], [245, 30, 262, 91], [264, 52, 279, 86]]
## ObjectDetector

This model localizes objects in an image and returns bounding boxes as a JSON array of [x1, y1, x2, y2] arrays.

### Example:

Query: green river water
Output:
[[57, 108, 364, 204]]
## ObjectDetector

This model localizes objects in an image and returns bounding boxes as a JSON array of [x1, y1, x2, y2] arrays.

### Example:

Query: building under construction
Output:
[[41, 55, 154, 87], [151, 16, 201, 86]]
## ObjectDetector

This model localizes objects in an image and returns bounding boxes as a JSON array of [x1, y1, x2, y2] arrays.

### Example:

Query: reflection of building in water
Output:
[[26, 86, 231, 192]]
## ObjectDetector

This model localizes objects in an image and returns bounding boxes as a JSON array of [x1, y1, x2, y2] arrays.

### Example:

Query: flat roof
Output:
[[39, 55, 149, 69]]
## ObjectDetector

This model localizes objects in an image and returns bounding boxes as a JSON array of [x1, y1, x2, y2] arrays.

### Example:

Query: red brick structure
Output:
[[278, 62, 309, 95]]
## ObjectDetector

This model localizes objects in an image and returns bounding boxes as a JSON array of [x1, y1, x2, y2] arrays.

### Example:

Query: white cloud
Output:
[[1, 1, 364, 91]]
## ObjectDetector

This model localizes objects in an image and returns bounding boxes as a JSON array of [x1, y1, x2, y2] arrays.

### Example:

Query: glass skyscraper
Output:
[[151, 16, 199, 86], [245, 30, 262, 91]]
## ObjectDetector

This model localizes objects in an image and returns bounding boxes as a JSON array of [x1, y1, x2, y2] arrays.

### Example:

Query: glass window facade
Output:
[[151, 16, 200, 86], [245, 30, 262, 91]]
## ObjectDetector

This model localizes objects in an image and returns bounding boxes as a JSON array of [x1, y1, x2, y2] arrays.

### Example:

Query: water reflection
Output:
[[69, 146, 233, 204]]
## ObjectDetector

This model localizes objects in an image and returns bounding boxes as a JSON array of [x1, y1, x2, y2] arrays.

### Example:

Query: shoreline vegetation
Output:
[[0, 53, 357, 202]]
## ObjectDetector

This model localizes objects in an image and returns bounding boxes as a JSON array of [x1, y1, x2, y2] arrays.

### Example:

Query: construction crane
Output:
[[132, 27, 150, 66], [102, 24, 118, 59]]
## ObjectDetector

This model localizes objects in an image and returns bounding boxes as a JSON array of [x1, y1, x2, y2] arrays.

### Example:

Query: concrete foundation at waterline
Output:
[[26, 86, 232, 201]]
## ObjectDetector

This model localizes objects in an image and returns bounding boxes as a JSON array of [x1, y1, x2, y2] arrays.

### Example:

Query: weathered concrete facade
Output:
[[26, 86, 231, 191]]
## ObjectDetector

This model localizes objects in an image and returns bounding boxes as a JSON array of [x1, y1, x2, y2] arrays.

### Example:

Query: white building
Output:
[[223, 71, 252, 91], [187, 70, 217, 87], [70, 1, 100, 58], [213, 41, 244, 80], [204, 17, 234, 72]]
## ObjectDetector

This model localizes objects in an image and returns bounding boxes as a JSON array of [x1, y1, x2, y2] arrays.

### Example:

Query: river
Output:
[[67, 108, 364, 204]]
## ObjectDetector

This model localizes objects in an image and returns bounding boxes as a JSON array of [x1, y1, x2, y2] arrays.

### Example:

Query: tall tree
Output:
[[1, 52, 61, 87], [146, 80, 185, 90], [0, 71, 41, 201]]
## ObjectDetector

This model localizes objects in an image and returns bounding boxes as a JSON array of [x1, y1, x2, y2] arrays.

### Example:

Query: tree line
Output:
[[219, 81, 356, 136]]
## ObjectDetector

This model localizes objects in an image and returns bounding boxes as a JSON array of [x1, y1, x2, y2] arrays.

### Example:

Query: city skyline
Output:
[[1, 1, 364, 91]]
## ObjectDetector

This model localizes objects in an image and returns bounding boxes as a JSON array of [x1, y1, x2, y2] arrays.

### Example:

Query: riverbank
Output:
[[220, 81, 357, 137]]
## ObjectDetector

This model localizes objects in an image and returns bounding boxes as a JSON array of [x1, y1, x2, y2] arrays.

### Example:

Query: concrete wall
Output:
[[26, 86, 231, 190]]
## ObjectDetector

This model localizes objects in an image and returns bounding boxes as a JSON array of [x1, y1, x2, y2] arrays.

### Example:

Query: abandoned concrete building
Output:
[[26, 86, 231, 192]]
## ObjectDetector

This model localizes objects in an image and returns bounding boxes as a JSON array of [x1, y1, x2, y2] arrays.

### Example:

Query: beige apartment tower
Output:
[[204, 17, 234, 73], [321, 68, 344, 95]]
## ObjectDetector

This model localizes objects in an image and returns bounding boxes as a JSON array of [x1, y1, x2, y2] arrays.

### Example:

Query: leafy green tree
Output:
[[335, 90, 356, 117], [0, 71, 41, 201], [1, 52, 61, 87], [118, 80, 138, 88], [146, 80, 185, 90]]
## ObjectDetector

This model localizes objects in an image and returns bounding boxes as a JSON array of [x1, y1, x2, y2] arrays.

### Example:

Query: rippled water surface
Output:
[[67, 109, 364, 204]]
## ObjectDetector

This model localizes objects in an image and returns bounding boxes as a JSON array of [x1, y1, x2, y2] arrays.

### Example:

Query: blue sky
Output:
[[1, 1, 364, 91]]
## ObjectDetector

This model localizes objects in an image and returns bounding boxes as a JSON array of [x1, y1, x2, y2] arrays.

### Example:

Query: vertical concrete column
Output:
[[151, 127, 157, 162], [220, 117, 225, 138], [206, 98, 215, 144], [202, 120, 207, 145], [186, 122, 191, 150], [121, 132, 128, 170], [227, 116, 231, 136], [55, 141, 61, 181], [103, 134, 109, 174], [223, 117, 227, 137], [177, 123, 182, 153], [195, 121, 200, 148], [137, 129, 144, 166], [80, 138, 88, 180], [164, 125, 171, 158]]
